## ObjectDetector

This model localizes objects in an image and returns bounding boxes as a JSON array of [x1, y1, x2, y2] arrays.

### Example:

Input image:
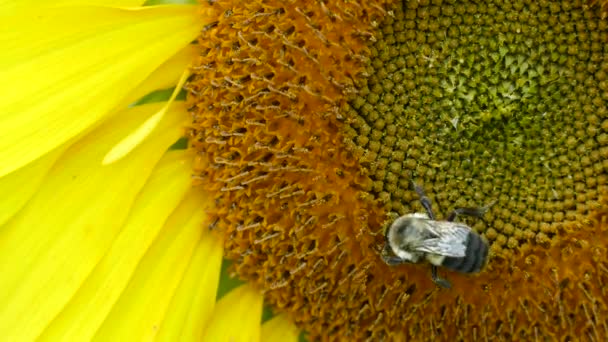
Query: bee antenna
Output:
[[482, 199, 498, 212], [477, 199, 497, 227]]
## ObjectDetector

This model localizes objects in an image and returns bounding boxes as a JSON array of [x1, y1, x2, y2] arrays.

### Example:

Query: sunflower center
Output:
[[187, 0, 608, 340], [344, 0, 608, 254]]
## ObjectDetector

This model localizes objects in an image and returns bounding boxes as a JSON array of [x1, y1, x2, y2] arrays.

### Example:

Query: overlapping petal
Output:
[[261, 315, 300, 342], [0, 4, 205, 177], [155, 210, 223, 341], [38, 150, 195, 340], [0, 101, 187, 340], [0, 0, 146, 12], [121, 44, 199, 107], [92, 190, 221, 341], [202, 285, 264, 342], [0, 147, 64, 226]]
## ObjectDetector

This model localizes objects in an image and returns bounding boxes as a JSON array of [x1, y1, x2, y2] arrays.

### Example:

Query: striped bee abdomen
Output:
[[441, 232, 489, 273]]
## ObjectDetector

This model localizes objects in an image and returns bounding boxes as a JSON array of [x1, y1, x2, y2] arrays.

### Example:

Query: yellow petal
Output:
[[38, 150, 194, 341], [92, 190, 213, 341], [201, 285, 264, 342], [0, 146, 64, 226], [155, 214, 223, 341], [0, 1, 146, 12], [0, 101, 186, 341], [103, 69, 190, 165], [121, 43, 199, 107], [261, 315, 300, 342], [0, 5, 205, 177]]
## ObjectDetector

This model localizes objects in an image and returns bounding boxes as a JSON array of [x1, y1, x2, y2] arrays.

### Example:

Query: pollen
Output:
[[187, 0, 608, 340]]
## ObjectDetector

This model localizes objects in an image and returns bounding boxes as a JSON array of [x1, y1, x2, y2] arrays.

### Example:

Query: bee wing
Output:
[[415, 221, 469, 257], [416, 238, 466, 257]]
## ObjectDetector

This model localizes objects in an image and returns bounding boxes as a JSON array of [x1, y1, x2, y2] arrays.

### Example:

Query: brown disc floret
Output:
[[188, 0, 608, 340]]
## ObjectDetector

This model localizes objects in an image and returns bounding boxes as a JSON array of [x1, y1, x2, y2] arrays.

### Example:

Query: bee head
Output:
[[386, 213, 433, 263]]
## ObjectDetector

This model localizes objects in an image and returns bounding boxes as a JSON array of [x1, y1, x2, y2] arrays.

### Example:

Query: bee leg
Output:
[[431, 265, 452, 288], [412, 182, 436, 220], [445, 200, 496, 222], [383, 255, 408, 266], [381, 244, 409, 265]]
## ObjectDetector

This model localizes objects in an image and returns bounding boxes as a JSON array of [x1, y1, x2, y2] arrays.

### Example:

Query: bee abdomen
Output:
[[441, 232, 488, 273]]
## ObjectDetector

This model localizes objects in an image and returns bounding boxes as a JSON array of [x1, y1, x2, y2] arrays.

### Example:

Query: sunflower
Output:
[[187, 0, 608, 340], [0, 1, 297, 341], [3, 0, 608, 341]]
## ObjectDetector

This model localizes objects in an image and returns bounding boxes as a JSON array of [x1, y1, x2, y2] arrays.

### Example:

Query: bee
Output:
[[381, 182, 493, 288]]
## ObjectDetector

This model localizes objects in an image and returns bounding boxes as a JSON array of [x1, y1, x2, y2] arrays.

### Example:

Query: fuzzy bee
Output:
[[381, 182, 493, 288]]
